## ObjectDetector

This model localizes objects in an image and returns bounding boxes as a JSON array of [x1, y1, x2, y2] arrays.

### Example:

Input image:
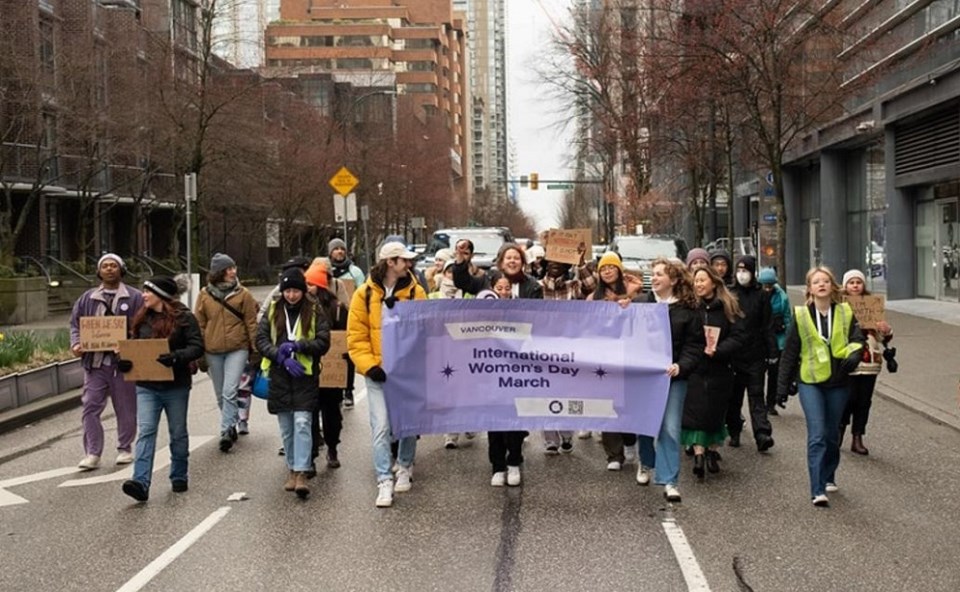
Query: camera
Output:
[[882, 345, 898, 373]]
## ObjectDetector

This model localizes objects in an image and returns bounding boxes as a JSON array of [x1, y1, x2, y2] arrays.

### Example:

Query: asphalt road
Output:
[[1, 373, 959, 592]]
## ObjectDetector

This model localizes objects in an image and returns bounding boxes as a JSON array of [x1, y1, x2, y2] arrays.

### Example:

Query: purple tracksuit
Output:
[[69, 283, 144, 457]]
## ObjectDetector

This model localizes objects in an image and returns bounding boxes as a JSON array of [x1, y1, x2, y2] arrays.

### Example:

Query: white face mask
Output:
[[736, 270, 752, 286]]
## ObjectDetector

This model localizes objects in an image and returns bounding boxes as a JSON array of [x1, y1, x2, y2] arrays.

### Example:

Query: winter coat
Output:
[[682, 297, 747, 432], [646, 293, 705, 381], [585, 273, 644, 302], [131, 302, 205, 391], [540, 265, 595, 301], [777, 302, 865, 394], [347, 270, 427, 376], [256, 297, 331, 414], [768, 284, 792, 352], [69, 282, 144, 370], [194, 284, 258, 354], [451, 261, 544, 299], [330, 258, 365, 286], [730, 282, 775, 367]]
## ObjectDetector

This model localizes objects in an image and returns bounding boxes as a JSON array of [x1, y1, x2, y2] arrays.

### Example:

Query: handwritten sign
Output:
[[79, 316, 127, 352], [319, 331, 349, 388], [118, 339, 174, 382], [704, 325, 720, 354], [845, 295, 885, 330], [545, 228, 591, 265]]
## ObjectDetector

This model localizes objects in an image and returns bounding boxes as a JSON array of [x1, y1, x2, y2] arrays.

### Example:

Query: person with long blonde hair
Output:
[[778, 267, 864, 507]]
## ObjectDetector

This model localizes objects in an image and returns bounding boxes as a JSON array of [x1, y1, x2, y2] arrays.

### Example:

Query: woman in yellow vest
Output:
[[255, 268, 331, 499], [777, 267, 864, 507]]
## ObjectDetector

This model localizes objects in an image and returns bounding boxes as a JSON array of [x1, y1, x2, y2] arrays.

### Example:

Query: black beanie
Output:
[[280, 268, 307, 293], [282, 256, 312, 271], [737, 255, 757, 274], [144, 276, 179, 301]]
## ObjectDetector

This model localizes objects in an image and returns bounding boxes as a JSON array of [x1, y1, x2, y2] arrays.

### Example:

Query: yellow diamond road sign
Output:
[[330, 167, 359, 197]]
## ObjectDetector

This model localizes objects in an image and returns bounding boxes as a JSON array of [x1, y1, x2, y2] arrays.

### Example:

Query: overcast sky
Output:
[[506, 0, 574, 232]]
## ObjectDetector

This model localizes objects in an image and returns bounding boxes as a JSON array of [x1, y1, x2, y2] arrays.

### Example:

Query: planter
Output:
[[57, 358, 84, 391], [0, 277, 49, 325], [16, 363, 58, 407], [0, 374, 16, 413]]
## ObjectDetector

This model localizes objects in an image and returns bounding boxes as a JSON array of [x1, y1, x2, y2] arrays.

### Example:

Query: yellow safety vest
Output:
[[795, 303, 862, 384], [261, 301, 316, 376]]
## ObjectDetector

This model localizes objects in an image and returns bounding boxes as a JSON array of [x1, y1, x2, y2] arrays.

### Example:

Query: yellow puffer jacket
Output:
[[347, 271, 426, 375]]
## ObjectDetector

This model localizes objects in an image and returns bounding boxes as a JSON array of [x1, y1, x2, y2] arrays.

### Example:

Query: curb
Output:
[[873, 383, 960, 433], [0, 390, 83, 436]]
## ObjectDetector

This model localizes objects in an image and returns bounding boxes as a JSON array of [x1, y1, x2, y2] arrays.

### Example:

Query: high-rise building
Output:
[[211, 0, 272, 69]]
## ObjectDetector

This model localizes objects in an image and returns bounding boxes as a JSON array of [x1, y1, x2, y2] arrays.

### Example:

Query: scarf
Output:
[[653, 292, 678, 304], [207, 279, 239, 301]]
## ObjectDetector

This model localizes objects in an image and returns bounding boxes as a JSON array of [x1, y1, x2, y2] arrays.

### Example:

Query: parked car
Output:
[[591, 244, 606, 262], [606, 235, 689, 289], [705, 237, 756, 257], [418, 227, 515, 271]]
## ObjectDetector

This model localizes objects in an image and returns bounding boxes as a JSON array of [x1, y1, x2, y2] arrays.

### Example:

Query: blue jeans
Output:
[[132, 385, 190, 490], [638, 379, 687, 486], [206, 349, 248, 433], [366, 377, 417, 482], [278, 411, 312, 472], [798, 383, 849, 497]]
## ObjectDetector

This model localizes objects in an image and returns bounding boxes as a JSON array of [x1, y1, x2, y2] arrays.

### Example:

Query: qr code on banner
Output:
[[568, 400, 584, 415]]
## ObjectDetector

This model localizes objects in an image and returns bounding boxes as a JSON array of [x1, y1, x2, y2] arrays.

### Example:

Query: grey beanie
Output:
[[210, 252, 236, 274], [328, 238, 347, 254]]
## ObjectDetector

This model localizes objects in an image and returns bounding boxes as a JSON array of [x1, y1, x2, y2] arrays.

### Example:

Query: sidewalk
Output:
[[0, 284, 276, 434], [2, 285, 959, 434]]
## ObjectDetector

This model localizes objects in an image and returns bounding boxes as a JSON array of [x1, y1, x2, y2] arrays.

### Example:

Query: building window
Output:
[[408, 61, 435, 72], [337, 58, 373, 69], [39, 17, 56, 84], [405, 83, 437, 93], [172, 0, 198, 52], [300, 79, 331, 115], [404, 38, 437, 50]]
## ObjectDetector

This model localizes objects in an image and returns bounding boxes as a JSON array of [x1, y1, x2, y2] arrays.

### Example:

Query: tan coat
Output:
[[194, 286, 259, 354]]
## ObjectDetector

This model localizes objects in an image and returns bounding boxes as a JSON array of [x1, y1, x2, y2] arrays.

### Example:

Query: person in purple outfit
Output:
[[69, 254, 145, 470]]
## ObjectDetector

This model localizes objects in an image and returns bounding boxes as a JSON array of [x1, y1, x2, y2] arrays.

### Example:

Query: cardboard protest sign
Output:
[[703, 326, 721, 354], [545, 229, 591, 265], [79, 316, 127, 352], [319, 331, 349, 388], [118, 339, 174, 382], [845, 295, 885, 330], [339, 279, 356, 301]]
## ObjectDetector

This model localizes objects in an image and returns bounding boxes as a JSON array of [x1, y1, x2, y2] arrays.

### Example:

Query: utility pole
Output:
[[184, 173, 197, 307]]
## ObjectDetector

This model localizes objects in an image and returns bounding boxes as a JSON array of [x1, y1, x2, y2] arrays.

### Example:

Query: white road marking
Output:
[[0, 466, 83, 488], [59, 435, 215, 488], [0, 489, 28, 507], [226, 492, 247, 502], [662, 518, 711, 592], [114, 506, 232, 592]]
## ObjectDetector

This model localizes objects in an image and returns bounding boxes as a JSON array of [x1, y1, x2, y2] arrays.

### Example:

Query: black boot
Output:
[[693, 454, 705, 479], [706, 450, 720, 473], [728, 433, 741, 448]]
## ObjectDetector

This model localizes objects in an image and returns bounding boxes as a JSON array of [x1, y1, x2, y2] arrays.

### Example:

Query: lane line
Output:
[[662, 518, 711, 592], [0, 489, 28, 507], [59, 435, 215, 487], [114, 506, 232, 592], [0, 466, 82, 488]]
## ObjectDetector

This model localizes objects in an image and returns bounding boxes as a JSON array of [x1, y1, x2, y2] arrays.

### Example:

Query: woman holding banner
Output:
[[840, 270, 893, 456], [587, 252, 644, 471], [453, 241, 542, 487], [683, 267, 746, 484], [637, 259, 704, 503]]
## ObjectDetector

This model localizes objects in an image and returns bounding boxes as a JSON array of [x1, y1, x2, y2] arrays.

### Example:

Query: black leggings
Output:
[[311, 389, 343, 459], [841, 374, 878, 435]]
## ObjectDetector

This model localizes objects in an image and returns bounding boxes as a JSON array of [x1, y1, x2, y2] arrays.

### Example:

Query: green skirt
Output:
[[681, 427, 728, 448]]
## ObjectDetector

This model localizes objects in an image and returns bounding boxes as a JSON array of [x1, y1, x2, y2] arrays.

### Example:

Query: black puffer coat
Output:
[[256, 296, 331, 414], [682, 297, 747, 432], [646, 293, 704, 381], [133, 302, 205, 391], [730, 282, 774, 368], [452, 261, 543, 299]]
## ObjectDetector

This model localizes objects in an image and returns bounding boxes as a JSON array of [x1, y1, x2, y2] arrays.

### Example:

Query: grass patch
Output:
[[0, 329, 73, 373]]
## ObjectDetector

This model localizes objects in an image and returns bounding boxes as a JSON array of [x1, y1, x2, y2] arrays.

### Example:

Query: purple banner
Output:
[[380, 300, 672, 438]]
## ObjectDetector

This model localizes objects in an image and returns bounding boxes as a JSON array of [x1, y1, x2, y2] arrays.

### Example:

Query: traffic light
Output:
[[530, 172, 539, 190]]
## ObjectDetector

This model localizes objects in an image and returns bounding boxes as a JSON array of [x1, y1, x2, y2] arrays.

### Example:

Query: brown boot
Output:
[[283, 470, 296, 491], [294, 472, 310, 499], [851, 434, 869, 456]]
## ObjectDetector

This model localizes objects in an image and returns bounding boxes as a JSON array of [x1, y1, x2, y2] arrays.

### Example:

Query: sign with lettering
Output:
[[79, 316, 127, 352], [703, 325, 720, 354], [118, 339, 174, 382], [319, 331, 349, 389], [545, 228, 591, 265], [845, 295, 885, 330]]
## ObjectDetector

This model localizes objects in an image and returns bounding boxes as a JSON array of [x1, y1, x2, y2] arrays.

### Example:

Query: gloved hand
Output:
[[383, 296, 398, 309], [282, 357, 306, 378], [367, 365, 387, 383], [117, 359, 133, 373], [156, 353, 177, 367], [277, 342, 298, 360]]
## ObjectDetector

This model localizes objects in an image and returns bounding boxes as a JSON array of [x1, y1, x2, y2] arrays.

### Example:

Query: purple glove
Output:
[[277, 342, 297, 360], [282, 357, 306, 378]]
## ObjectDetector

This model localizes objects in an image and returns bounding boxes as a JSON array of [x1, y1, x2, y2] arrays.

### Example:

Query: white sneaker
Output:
[[576, 430, 592, 439], [606, 460, 622, 471], [812, 494, 829, 507], [115, 451, 134, 465], [395, 466, 413, 493], [444, 434, 459, 449], [624, 444, 638, 465], [78, 455, 100, 470], [375, 480, 394, 507], [507, 465, 521, 486], [636, 465, 651, 485], [664, 485, 682, 502], [491, 471, 507, 487], [825, 483, 839, 493]]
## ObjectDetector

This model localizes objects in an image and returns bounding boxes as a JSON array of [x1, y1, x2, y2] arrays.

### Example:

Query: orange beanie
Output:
[[305, 262, 329, 289]]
